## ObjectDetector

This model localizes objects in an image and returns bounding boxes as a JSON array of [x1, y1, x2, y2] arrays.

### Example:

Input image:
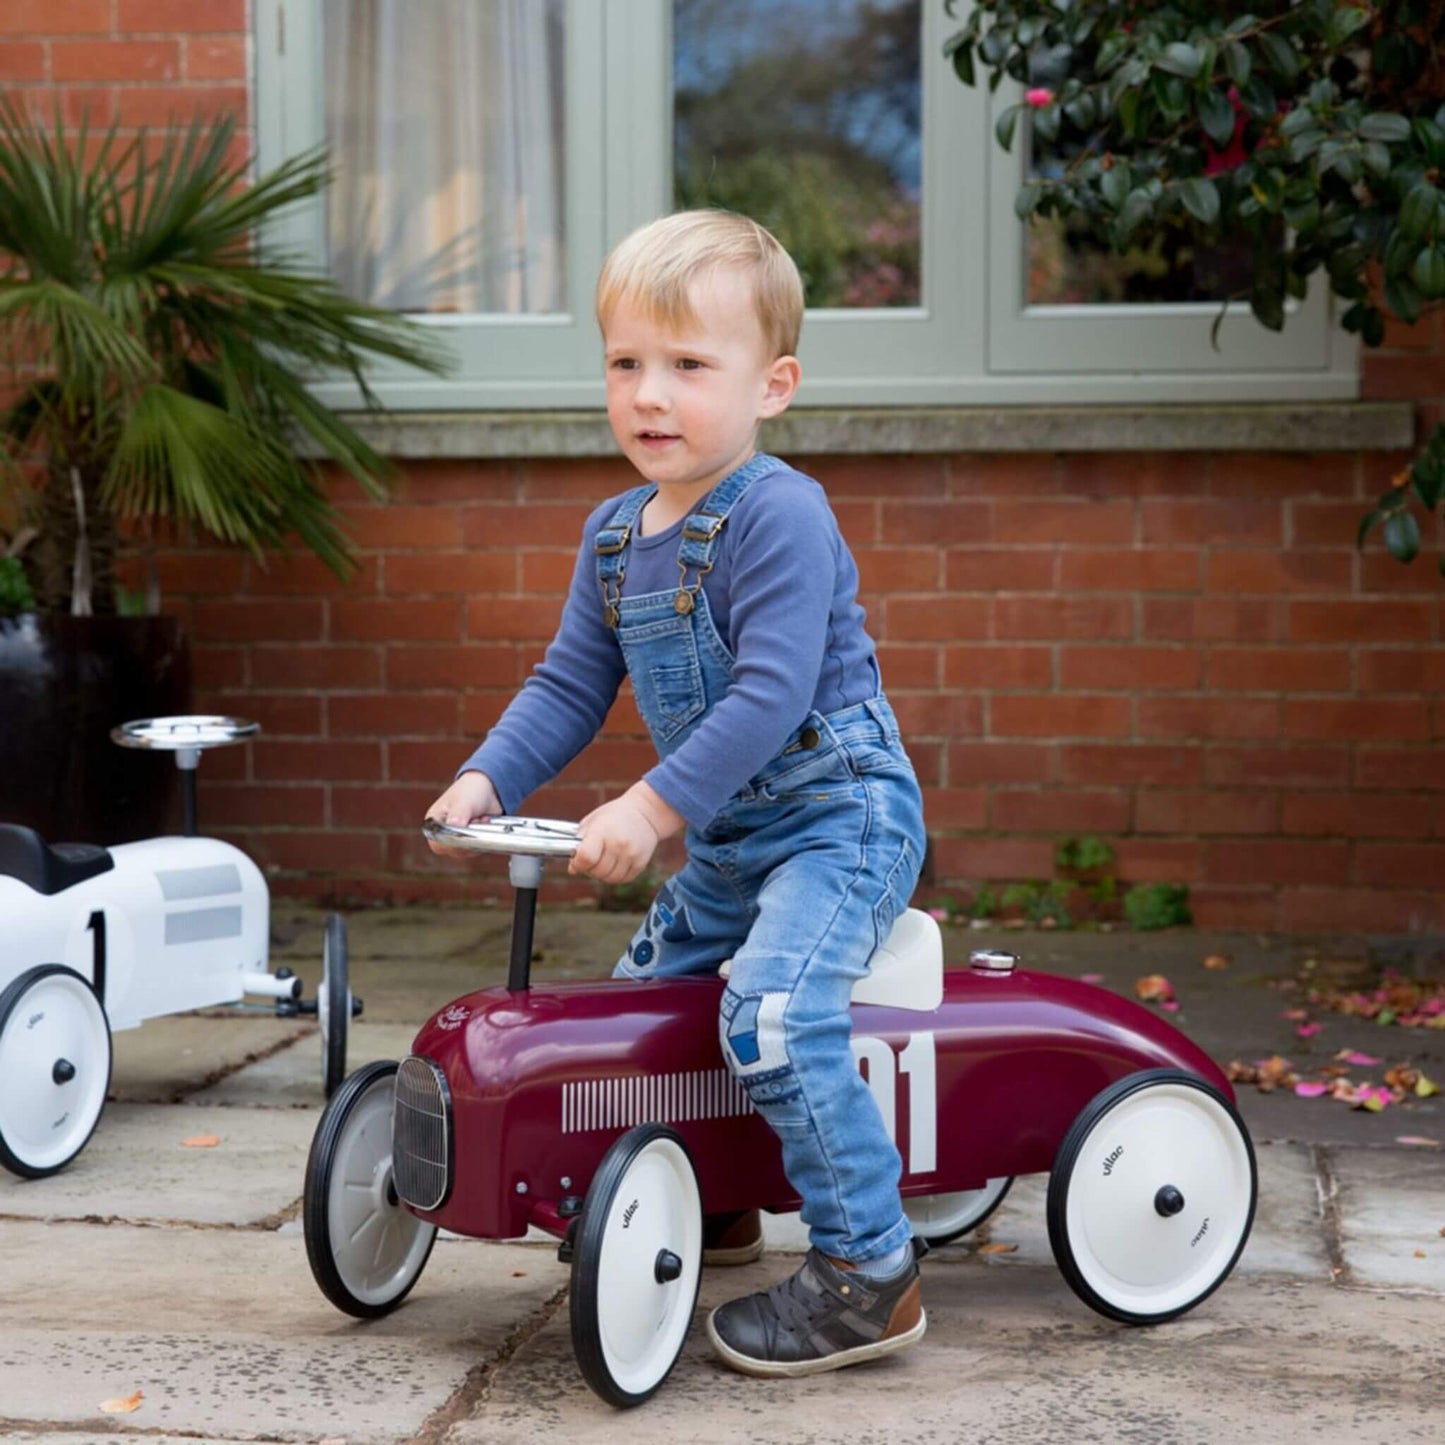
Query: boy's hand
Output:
[[425, 770, 502, 856], [569, 782, 683, 884]]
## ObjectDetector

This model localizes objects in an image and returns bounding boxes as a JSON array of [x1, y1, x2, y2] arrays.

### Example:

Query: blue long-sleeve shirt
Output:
[[461, 460, 882, 831]]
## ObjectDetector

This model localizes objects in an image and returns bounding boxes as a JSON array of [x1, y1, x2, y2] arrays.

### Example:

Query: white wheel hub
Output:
[[326, 1076, 433, 1308], [595, 1137, 702, 1397], [1061, 1081, 1253, 1317], [0, 970, 110, 1173]]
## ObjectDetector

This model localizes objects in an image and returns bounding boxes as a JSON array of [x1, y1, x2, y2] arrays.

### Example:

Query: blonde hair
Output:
[[596, 210, 804, 359]]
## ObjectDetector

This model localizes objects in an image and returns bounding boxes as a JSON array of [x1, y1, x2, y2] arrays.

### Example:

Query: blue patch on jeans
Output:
[[725, 996, 762, 1065]]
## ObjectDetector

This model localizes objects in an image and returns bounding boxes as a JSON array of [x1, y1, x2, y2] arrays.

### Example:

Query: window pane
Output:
[[323, 0, 566, 314], [1025, 44, 1258, 307], [672, 0, 921, 309]]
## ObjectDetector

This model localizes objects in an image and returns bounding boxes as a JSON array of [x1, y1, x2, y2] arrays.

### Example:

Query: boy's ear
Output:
[[758, 354, 802, 419]]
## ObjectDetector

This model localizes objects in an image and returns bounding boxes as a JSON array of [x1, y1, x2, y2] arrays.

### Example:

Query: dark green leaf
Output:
[[1283, 197, 1321, 231], [1414, 245, 1445, 300], [1179, 177, 1221, 226], [1412, 455, 1443, 512], [1362, 306, 1386, 346], [995, 103, 1021, 152], [1280, 107, 1319, 138], [1383, 510, 1420, 562], [947, 36, 976, 87], [1223, 40, 1252, 88], [1197, 87, 1238, 149], [1064, 92, 1097, 130], [1327, 6, 1371, 46], [1097, 33, 1129, 74], [1400, 182, 1440, 242], [1157, 42, 1205, 80], [1257, 31, 1300, 79], [1413, 117, 1445, 167], [1363, 140, 1392, 178], [1383, 274, 1423, 324], [1116, 188, 1156, 242], [1014, 181, 1044, 220], [1240, 75, 1277, 119], [1286, 128, 1325, 163], [1356, 507, 1384, 548], [1358, 112, 1411, 144], [1152, 71, 1189, 120], [1101, 163, 1131, 212], [1249, 283, 1285, 330]]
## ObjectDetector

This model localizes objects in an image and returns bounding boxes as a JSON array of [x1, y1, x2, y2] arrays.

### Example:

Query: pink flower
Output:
[[1025, 87, 1054, 108], [1294, 1082, 1328, 1098], [927, 906, 950, 922], [1295, 1022, 1322, 1039]]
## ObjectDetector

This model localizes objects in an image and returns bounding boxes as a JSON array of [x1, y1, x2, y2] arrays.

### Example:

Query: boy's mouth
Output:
[[636, 430, 679, 446]]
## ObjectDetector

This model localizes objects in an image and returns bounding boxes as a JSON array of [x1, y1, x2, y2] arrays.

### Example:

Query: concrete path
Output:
[[3, 904, 1444, 1444]]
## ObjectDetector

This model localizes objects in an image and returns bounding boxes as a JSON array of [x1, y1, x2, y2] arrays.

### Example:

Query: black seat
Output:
[[0, 824, 114, 896]]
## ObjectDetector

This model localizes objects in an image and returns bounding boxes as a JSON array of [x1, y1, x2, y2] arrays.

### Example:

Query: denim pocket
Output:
[[620, 619, 706, 742], [872, 836, 916, 952], [758, 748, 856, 801]]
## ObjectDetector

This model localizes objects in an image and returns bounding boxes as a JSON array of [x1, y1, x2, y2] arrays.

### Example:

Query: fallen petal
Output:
[[1202, 954, 1231, 970], [1416, 1075, 1440, 1098], [1396, 1136, 1441, 1148], [180, 1135, 221, 1149], [1080, 972, 1104, 984], [978, 1242, 1019, 1255], [1160, 1000, 1181, 1012], [1338, 1050, 1382, 1066], [1135, 974, 1175, 1003], [1295, 1022, 1322, 1039], [1415, 1250, 1428, 1259], [99, 1390, 143, 1415], [1294, 1082, 1328, 1098], [1282, 1008, 1310, 1021]]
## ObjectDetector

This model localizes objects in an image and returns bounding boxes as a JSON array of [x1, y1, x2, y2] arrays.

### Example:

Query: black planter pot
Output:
[[0, 614, 191, 845]]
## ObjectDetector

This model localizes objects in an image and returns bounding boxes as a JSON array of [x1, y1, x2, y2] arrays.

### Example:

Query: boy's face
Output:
[[603, 267, 799, 494]]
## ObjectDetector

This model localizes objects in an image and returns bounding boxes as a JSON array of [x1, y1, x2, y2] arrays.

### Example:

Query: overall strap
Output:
[[594, 484, 655, 627], [674, 453, 783, 615]]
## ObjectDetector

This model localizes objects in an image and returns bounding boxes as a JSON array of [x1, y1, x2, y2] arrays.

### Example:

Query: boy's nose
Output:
[[633, 368, 669, 411]]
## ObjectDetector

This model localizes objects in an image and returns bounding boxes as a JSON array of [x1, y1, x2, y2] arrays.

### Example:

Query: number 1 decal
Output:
[[850, 1032, 936, 1176]]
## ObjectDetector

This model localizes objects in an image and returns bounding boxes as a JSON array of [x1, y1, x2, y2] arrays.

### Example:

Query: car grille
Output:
[[392, 1056, 451, 1211]]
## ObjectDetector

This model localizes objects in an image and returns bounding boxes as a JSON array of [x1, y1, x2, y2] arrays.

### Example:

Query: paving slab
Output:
[[458, 1265, 1445, 1445], [109, 1014, 312, 1102], [1332, 1145, 1445, 1290], [0, 1103, 315, 1225], [0, 1221, 565, 1445], [190, 1023, 423, 1107]]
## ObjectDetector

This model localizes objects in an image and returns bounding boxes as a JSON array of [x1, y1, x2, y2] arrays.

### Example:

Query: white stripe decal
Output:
[[561, 1068, 756, 1134]]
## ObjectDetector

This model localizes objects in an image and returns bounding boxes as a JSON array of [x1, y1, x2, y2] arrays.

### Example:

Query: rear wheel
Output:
[[904, 1176, 1013, 1246], [319, 913, 351, 1099], [304, 1060, 436, 1317], [0, 965, 111, 1178]]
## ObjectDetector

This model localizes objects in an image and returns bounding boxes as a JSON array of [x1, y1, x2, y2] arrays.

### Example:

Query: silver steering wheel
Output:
[[422, 815, 581, 858]]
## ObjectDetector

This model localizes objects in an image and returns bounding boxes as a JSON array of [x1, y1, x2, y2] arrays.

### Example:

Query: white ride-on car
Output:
[[0, 715, 358, 1178]]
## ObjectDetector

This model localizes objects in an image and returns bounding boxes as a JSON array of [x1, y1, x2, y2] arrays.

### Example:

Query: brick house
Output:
[[6, 0, 1443, 930]]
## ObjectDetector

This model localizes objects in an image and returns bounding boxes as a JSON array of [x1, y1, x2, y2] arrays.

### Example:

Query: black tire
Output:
[[571, 1124, 704, 1408], [0, 964, 112, 1178], [905, 1176, 1014, 1247], [304, 1059, 437, 1318], [320, 913, 349, 1099], [1047, 1068, 1257, 1326]]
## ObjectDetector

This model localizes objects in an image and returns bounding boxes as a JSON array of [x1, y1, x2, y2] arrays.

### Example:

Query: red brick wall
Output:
[[9, 12, 1445, 930], [2, 1, 249, 137]]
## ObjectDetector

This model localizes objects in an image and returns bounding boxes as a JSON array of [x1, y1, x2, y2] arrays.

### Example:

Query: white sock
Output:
[[855, 1239, 913, 1280]]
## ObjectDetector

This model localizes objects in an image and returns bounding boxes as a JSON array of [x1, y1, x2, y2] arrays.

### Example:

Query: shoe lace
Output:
[[764, 1255, 839, 1338]]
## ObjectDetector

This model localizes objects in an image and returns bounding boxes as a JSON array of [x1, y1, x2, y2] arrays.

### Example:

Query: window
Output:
[[255, 0, 1354, 411]]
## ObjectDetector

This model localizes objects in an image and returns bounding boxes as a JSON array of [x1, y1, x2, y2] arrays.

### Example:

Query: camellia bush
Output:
[[946, 0, 1445, 571]]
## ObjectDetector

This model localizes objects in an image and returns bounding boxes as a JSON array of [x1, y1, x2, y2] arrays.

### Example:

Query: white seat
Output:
[[717, 907, 943, 1013]]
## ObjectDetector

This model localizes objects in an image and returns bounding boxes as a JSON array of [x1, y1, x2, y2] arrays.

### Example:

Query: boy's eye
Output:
[[610, 358, 638, 370], [676, 358, 703, 370]]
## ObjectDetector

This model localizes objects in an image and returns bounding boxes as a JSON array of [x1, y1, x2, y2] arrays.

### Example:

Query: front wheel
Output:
[[570, 1124, 704, 1408], [304, 1060, 436, 1318], [0, 965, 112, 1178], [904, 1176, 1013, 1247], [1047, 1068, 1256, 1325]]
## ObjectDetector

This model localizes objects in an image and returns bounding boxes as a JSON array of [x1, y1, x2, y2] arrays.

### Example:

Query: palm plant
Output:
[[0, 101, 448, 616]]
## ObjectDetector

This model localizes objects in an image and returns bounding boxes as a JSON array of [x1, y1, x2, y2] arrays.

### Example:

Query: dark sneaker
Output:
[[703, 1209, 766, 1266], [706, 1246, 925, 1378]]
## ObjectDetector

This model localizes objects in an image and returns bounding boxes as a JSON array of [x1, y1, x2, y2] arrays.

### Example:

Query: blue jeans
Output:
[[614, 698, 925, 1266]]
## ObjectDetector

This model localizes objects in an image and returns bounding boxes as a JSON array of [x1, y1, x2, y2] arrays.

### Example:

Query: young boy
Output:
[[426, 209, 927, 1378]]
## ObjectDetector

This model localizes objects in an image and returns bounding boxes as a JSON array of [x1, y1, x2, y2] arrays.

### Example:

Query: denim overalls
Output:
[[599, 455, 927, 1266]]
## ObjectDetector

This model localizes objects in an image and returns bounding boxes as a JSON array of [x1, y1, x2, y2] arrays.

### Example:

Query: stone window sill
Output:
[[320, 403, 1416, 460]]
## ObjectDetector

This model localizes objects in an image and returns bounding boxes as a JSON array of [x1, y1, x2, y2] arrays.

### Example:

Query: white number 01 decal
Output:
[[850, 1032, 937, 1175]]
